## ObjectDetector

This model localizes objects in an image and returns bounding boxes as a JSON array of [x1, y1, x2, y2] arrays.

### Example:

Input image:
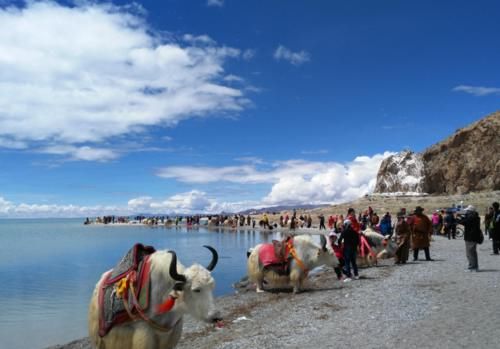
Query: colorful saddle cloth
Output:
[[258, 238, 293, 275], [98, 243, 156, 337]]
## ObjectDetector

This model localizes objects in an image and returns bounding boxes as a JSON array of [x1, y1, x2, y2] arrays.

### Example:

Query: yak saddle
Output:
[[258, 237, 295, 275], [98, 243, 156, 337]]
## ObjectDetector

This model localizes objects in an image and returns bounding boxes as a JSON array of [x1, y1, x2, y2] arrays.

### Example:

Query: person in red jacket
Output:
[[329, 232, 346, 280], [347, 208, 361, 233]]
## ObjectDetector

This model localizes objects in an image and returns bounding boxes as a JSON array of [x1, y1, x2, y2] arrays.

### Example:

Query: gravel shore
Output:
[[48, 235, 500, 349]]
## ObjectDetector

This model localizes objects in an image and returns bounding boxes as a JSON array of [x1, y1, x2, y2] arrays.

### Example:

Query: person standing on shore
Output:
[[457, 205, 483, 271], [329, 232, 346, 281], [346, 208, 361, 233], [319, 214, 326, 230], [484, 207, 493, 238], [379, 212, 392, 236], [432, 211, 441, 235], [338, 219, 360, 281], [394, 210, 411, 264], [491, 202, 500, 255], [444, 209, 457, 240], [409, 206, 434, 261]]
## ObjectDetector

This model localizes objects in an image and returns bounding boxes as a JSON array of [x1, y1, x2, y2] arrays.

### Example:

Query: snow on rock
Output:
[[374, 151, 425, 194]]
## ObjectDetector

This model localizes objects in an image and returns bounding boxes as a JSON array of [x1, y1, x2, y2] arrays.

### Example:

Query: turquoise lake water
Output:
[[0, 219, 281, 349]]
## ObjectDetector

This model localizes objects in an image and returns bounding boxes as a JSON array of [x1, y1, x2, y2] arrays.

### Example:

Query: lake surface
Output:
[[0, 219, 284, 349]]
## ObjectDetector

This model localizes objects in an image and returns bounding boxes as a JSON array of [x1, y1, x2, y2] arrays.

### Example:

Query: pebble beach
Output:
[[48, 235, 500, 349]]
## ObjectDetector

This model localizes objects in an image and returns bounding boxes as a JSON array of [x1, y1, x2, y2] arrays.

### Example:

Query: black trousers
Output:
[[493, 239, 500, 254], [413, 247, 431, 260]]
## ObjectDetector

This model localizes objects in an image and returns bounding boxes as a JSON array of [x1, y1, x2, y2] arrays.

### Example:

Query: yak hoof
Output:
[[256, 288, 265, 293]]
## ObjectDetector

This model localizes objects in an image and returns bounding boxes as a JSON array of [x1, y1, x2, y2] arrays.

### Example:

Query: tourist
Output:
[[371, 212, 380, 227], [491, 202, 500, 255], [329, 232, 345, 281], [457, 205, 483, 271], [338, 219, 360, 281], [319, 214, 326, 230], [346, 208, 361, 233], [307, 214, 312, 228], [379, 212, 392, 236], [336, 214, 344, 232], [443, 209, 457, 240], [328, 215, 335, 230], [484, 207, 493, 238], [409, 206, 434, 261], [432, 211, 441, 235], [394, 209, 411, 264]]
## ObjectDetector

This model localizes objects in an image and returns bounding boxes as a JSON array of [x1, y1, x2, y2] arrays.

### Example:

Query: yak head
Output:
[[377, 236, 398, 259], [167, 246, 221, 324]]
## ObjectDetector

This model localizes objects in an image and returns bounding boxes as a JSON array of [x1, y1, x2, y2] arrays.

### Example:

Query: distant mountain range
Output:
[[237, 204, 330, 215]]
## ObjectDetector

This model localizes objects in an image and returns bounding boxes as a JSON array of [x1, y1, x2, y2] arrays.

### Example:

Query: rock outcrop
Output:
[[374, 151, 424, 193], [375, 111, 500, 195]]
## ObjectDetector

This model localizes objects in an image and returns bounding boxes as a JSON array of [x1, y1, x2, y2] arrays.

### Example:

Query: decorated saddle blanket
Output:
[[98, 243, 156, 337], [258, 238, 293, 271]]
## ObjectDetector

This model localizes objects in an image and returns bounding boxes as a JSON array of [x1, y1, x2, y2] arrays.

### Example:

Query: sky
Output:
[[0, 0, 499, 217]]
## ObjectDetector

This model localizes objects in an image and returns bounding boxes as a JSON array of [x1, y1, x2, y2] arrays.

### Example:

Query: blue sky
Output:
[[0, 0, 499, 217]]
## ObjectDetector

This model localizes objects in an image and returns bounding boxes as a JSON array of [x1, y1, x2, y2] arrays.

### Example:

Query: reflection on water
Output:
[[0, 219, 285, 349]]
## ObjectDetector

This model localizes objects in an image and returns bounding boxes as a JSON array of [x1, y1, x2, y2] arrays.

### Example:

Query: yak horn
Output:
[[320, 235, 327, 252], [203, 245, 219, 271], [168, 251, 187, 283]]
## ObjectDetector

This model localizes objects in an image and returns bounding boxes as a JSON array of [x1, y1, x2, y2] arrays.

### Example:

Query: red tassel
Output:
[[156, 296, 176, 314]]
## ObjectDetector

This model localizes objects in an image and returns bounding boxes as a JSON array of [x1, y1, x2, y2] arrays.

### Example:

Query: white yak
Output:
[[247, 235, 339, 293], [88, 246, 221, 349]]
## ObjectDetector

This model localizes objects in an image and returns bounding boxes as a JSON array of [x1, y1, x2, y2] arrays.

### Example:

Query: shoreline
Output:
[[47, 236, 500, 349]]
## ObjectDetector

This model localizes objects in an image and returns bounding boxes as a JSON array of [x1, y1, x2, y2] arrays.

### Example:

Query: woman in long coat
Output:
[[409, 206, 434, 261], [394, 210, 411, 264]]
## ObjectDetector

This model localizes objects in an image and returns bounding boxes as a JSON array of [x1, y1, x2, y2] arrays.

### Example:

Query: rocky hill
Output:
[[375, 111, 500, 195]]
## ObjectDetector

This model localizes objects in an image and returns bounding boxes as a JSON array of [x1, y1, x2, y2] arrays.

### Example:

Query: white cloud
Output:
[[0, 191, 263, 217], [273, 45, 310, 66], [0, 2, 247, 158], [301, 149, 329, 155], [452, 85, 500, 96], [223, 74, 245, 83], [0, 152, 392, 217], [0, 137, 27, 149], [157, 152, 394, 205], [207, 0, 224, 7], [0, 196, 127, 218], [242, 49, 255, 60], [41, 145, 119, 162], [182, 34, 217, 46]]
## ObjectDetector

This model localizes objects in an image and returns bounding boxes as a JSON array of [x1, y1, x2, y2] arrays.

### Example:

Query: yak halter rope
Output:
[[360, 234, 377, 262], [286, 241, 309, 276]]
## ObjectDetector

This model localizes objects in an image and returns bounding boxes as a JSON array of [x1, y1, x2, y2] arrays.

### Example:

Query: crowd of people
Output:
[[325, 201, 500, 280], [84, 200, 500, 276]]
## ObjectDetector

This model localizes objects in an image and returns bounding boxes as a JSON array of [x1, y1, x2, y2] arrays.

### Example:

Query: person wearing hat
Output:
[[457, 205, 483, 271], [394, 209, 411, 264], [409, 206, 434, 261]]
